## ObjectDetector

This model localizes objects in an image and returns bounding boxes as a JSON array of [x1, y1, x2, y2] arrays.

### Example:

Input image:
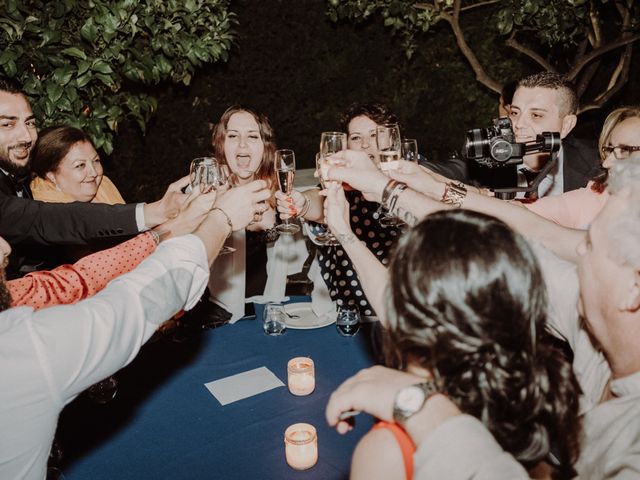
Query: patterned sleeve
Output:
[[9, 232, 157, 310]]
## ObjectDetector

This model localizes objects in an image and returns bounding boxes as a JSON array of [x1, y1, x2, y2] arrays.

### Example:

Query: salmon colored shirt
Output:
[[372, 421, 416, 480], [9, 232, 156, 309], [523, 182, 608, 230]]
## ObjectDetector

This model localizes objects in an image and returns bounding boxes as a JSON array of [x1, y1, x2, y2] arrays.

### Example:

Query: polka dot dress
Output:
[[314, 190, 401, 316], [9, 233, 156, 310]]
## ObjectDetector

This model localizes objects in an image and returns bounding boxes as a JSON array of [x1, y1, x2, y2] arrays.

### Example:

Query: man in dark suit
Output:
[[0, 76, 185, 278], [448, 73, 601, 196]]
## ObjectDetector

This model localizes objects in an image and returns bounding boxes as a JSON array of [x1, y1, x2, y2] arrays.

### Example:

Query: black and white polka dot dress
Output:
[[314, 190, 401, 316]]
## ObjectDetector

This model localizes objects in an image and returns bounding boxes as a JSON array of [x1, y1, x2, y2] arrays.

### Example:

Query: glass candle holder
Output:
[[284, 423, 318, 470], [287, 357, 315, 396]]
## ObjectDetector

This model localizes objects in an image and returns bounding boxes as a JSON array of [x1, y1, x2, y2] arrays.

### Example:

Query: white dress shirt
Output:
[[0, 235, 209, 480]]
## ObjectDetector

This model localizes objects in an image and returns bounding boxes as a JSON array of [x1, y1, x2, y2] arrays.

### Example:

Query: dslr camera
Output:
[[463, 117, 561, 168]]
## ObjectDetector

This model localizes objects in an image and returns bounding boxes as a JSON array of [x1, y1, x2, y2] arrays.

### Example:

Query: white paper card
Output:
[[204, 366, 285, 406]]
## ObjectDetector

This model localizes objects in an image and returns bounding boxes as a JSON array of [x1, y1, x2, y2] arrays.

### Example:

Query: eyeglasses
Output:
[[601, 144, 640, 159]]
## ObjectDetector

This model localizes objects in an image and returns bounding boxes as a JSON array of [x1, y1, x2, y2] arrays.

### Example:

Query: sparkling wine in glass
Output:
[[375, 125, 405, 227], [275, 149, 300, 234], [401, 138, 419, 163], [376, 123, 402, 171], [311, 152, 343, 247]]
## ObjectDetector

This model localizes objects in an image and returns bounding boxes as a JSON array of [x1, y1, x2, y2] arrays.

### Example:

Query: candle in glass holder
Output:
[[284, 423, 318, 470], [287, 357, 315, 396]]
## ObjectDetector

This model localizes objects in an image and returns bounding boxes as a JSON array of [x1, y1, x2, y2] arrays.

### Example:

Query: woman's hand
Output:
[[324, 182, 352, 238], [274, 190, 306, 221], [246, 203, 276, 231]]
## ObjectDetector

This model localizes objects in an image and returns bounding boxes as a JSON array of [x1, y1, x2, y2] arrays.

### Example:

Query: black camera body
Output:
[[463, 117, 561, 168]]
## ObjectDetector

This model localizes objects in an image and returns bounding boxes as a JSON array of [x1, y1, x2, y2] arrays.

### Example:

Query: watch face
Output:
[[397, 385, 425, 412]]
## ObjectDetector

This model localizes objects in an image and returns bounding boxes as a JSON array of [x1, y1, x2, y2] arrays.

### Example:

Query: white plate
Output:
[[283, 303, 336, 330]]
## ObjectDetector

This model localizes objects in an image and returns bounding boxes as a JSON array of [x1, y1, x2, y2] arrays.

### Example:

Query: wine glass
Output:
[[190, 157, 235, 253], [401, 138, 419, 163], [336, 305, 361, 337], [375, 125, 404, 227], [189, 157, 229, 193], [275, 149, 300, 234], [376, 123, 401, 171]]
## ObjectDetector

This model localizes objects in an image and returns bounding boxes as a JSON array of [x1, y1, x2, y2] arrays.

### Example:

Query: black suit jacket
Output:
[[561, 135, 601, 192], [437, 135, 601, 193], [0, 170, 139, 278]]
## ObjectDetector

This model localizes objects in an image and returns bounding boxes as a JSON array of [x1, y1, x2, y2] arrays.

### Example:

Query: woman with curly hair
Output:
[[324, 192, 582, 479]]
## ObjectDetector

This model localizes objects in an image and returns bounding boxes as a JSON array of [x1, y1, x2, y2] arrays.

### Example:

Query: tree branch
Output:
[[567, 33, 640, 80], [439, 1, 501, 93], [504, 34, 556, 72], [579, 44, 633, 113], [459, 0, 501, 12]]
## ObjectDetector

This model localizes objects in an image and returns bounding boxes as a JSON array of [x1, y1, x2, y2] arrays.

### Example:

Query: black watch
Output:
[[392, 380, 438, 425]]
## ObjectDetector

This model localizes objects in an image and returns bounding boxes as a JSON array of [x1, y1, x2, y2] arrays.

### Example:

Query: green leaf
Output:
[[61, 47, 87, 60], [46, 83, 64, 103], [80, 20, 98, 43], [77, 60, 91, 76], [53, 66, 74, 86], [92, 60, 114, 75], [76, 73, 92, 88]]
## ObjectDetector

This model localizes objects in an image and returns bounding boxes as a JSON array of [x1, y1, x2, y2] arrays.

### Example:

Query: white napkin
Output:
[[204, 366, 285, 406]]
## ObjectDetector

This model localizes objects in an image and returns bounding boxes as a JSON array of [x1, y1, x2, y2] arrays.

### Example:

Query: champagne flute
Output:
[[401, 138, 419, 163], [375, 125, 404, 227], [275, 149, 300, 234]]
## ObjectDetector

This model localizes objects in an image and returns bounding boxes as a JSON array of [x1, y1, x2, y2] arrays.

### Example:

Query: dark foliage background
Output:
[[110, 0, 640, 201]]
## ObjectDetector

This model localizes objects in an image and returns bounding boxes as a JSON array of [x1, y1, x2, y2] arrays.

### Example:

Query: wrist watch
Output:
[[393, 380, 438, 425]]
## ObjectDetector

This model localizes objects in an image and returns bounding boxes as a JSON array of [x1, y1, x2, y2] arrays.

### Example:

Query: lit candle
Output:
[[284, 423, 318, 470], [287, 357, 315, 396]]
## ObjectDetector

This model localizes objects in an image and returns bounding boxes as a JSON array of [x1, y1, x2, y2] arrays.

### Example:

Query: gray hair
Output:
[[606, 154, 640, 269]]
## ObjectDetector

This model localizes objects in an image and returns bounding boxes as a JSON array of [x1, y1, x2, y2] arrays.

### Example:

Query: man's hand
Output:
[[154, 188, 217, 241], [322, 150, 388, 203], [325, 366, 423, 434], [143, 176, 191, 228], [215, 180, 271, 231], [388, 161, 445, 199]]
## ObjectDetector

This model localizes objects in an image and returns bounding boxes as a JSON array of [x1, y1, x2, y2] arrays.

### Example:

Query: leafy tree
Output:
[[0, 0, 236, 154], [326, 0, 640, 112]]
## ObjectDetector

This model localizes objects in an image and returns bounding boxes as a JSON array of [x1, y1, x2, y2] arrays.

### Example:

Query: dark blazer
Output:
[[435, 134, 601, 193], [562, 135, 601, 192], [0, 170, 139, 278]]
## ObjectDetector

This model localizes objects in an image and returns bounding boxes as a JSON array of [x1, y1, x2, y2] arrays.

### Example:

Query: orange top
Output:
[[9, 232, 156, 310], [372, 421, 416, 480]]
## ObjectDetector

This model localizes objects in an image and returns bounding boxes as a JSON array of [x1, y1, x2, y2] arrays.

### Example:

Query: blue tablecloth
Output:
[[58, 299, 380, 479]]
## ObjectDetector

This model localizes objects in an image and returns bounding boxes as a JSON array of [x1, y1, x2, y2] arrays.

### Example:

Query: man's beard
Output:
[[0, 144, 32, 179], [0, 268, 12, 312]]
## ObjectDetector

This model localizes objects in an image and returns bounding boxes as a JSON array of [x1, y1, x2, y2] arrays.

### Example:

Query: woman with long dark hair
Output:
[[324, 191, 582, 479]]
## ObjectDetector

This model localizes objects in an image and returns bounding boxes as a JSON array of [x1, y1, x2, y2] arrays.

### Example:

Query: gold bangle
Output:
[[441, 182, 467, 208], [298, 192, 311, 218], [212, 207, 233, 238]]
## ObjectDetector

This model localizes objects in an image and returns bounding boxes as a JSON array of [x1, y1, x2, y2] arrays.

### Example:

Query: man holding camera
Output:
[[508, 72, 600, 198]]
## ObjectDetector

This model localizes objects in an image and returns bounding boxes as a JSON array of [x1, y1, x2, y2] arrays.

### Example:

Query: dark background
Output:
[[108, 0, 640, 201]]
